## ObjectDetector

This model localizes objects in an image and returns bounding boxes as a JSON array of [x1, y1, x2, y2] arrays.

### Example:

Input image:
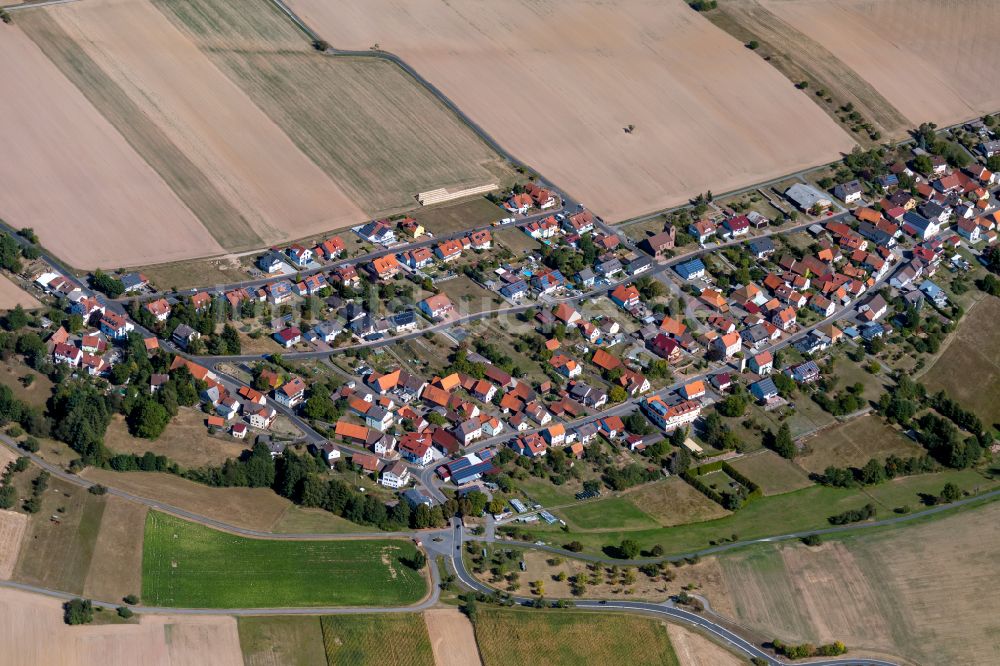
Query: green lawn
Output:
[[557, 497, 659, 531], [474, 609, 679, 666], [320, 614, 433, 666], [516, 468, 1000, 556], [141, 512, 427, 608]]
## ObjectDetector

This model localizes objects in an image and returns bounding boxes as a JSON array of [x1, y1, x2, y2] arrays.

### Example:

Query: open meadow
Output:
[[320, 614, 434, 666], [760, 0, 1000, 126], [82, 496, 147, 602], [624, 477, 730, 527], [795, 414, 926, 475], [922, 296, 1000, 428], [0, 587, 243, 666], [473, 609, 679, 666], [0, 20, 221, 269], [516, 468, 999, 555], [719, 498, 1000, 665], [151, 0, 513, 217], [13, 476, 106, 595], [728, 450, 813, 495], [103, 409, 249, 469], [289, 0, 853, 222], [238, 616, 328, 666], [80, 467, 291, 531], [141, 511, 428, 608]]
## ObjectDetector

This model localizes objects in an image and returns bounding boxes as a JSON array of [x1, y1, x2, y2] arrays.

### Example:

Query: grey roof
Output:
[[785, 183, 830, 210]]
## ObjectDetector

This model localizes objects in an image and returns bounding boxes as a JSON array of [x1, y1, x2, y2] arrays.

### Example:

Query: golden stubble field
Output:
[[289, 0, 855, 222], [41, 0, 365, 252], [0, 587, 243, 666], [719, 501, 1000, 665], [0, 23, 222, 269], [761, 0, 1000, 126]]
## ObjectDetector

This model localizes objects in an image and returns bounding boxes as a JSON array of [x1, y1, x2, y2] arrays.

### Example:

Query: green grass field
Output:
[[473, 609, 679, 666], [320, 614, 433, 666], [557, 496, 660, 531], [516, 468, 1000, 556], [141, 512, 427, 608]]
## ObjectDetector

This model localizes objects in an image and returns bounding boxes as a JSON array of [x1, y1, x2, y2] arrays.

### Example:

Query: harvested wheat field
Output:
[[0, 23, 220, 269], [666, 624, 743, 666], [424, 609, 481, 666], [151, 0, 513, 216], [0, 587, 242, 666], [80, 467, 291, 531], [38, 0, 363, 251], [0, 276, 41, 311], [82, 496, 147, 602], [0, 509, 28, 580], [720, 500, 1000, 665], [290, 0, 854, 221], [761, 0, 1000, 126]]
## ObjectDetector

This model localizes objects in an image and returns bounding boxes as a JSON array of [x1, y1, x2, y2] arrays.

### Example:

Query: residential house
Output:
[[609, 283, 640, 310], [400, 432, 435, 464], [285, 244, 313, 267], [722, 215, 750, 238], [273, 327, 302, 348], [957, 217, 982, 242], [435, 239, 464, 262], [419, 293, 454, 319], [99, 312, 134, 340], [787, 361, 821, 384], [749, 351, 773, 375], [357, 220, 396, 245], [315, 236, 346, 260], [453, 418, 482, 446], [688, 220, 716, 244], [530, 270, 564, 294], [748, 237, 775, 259], [257, 251, 286, 273], [380, 461, 411, 489], [145, 298, 171, 322], [598, 416, 625, 440], [500, 280, 529, 300], [858, 293, 888, 321], [675, 257, 706, 280], [511, 433, 547, 457], [679, 380, 705, 400], [785, 183, 831, 211], [713, 332, 742, 358], [772, 307, 797, 331], [172, 324, 201, 350], [274, 376, 307, 408], [368, 255, 400, 280], [750, 377, 779, 402], [525, 183, 557, 209], [642, 395, 701, 431], [53, 342, 82, 367], [248, 405, 277, 429], [564, 211, 595, 234], [902, 211, 941, 241], [569, 381, 607, 408], [120, 272, 149, 292], [648, 333, 681, 362], [523, 216, 560, 239], [834, 180, 863, 204]]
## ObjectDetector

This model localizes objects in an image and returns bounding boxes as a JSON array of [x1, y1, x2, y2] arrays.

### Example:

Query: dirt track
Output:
[[290, 0, 854, 222]]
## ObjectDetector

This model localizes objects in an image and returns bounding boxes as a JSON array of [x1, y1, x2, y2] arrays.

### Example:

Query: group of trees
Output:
[[771, 639, 847, 660], [817, 454, 937, 488], [766, 422, 795, 459], [828, 502, 876, 525], [811, 382, 865, 416], [0, 456, 29, 510]]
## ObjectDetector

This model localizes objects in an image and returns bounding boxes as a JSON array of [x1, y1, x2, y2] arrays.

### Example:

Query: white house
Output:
[[380, 461, 411, 489]]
